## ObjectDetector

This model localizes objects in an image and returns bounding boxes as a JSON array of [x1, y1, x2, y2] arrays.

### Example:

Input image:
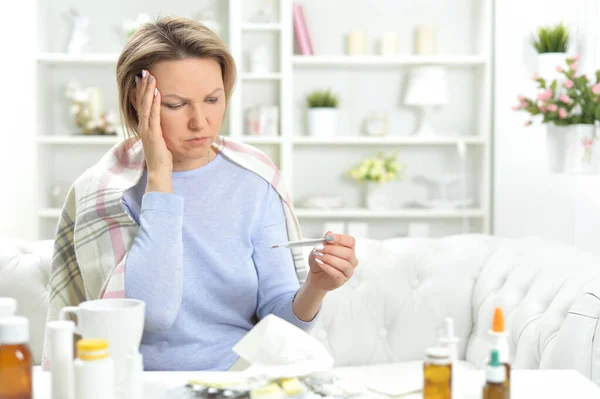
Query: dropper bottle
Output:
[[439, 317, 460, 398], [483, 349, 508, 399]]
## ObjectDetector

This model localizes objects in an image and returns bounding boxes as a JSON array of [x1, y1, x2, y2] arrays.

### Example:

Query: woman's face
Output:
[[136, 57, 226, 170]]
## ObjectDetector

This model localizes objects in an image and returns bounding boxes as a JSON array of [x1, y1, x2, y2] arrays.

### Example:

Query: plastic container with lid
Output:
[[74, 338, 114, 399], [423, 346, 452, 399], [0, 316, 33, 399]]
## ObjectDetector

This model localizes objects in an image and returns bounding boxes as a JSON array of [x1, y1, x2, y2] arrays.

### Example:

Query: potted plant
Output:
[[348, 152, 405, 209], [513, 55, 600, 173], [306, 89, 339, 137], [531, 22, 571, 80]]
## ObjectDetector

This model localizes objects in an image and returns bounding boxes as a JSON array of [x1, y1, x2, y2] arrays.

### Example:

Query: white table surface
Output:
[[33, 363, 600, 398]]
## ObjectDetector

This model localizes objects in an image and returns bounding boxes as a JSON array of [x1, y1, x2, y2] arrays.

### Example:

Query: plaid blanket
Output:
[[41, 136, 306, 369]]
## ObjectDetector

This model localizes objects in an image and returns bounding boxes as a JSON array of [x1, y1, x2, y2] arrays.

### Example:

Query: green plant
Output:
[[513, 55, 600, 126], [531, 22, 570, 53], [306, 89, 339, 108], [348, 152, 404, 183]]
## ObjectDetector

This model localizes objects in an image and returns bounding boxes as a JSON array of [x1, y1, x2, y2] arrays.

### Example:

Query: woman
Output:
[[43, 16, 358, 371]]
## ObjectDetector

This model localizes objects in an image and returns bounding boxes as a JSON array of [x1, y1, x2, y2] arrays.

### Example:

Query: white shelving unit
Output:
[[226, 0, 493, 239], [35, 0, 493, 240]]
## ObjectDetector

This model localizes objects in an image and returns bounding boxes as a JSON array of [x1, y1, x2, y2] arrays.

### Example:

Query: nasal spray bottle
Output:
[[438, 317, 460, 398], [488, 307, 510, 398]]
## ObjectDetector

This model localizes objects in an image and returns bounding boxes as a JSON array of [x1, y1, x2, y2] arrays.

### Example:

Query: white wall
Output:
[[0, 0, 37, 239], [493, 0, 600, 254]]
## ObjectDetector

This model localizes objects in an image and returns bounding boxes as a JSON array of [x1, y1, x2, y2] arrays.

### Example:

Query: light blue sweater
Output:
[[121, 152, 316, 371]]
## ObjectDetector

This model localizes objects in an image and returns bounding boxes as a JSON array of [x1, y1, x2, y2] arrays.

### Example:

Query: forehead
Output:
[[151, 57, 223, 94]]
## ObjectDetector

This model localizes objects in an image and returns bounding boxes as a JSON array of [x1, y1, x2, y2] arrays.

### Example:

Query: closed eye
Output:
[[206, 97, 219, 104], [165, 103, 185, 110]]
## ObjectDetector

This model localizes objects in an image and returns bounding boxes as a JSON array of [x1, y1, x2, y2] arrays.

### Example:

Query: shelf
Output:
[[294, 208, 485, 219], [241, 23, 282, 32], [37, 52, 119, 65], [37, 135, 121, 145], [39, 208, 61, 219], [239, 136, 282, 144], [292, 136, 486, 145], [292, 55, 487, 67], [39, 207, 484, 220], [240, 73, 282, 80]]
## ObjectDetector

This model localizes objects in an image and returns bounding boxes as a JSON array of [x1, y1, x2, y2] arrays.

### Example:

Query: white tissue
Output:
[[233, 315, 334, 379]]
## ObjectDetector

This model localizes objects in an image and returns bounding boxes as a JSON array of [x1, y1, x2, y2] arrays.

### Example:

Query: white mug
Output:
[[59, 298, 145, 397]]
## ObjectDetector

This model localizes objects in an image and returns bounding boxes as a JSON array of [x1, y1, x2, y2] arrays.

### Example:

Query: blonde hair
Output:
[[116, 16, 236, 139]]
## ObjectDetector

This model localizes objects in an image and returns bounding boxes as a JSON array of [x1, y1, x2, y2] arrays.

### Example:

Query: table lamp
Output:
[[404, 66, 448, 136]]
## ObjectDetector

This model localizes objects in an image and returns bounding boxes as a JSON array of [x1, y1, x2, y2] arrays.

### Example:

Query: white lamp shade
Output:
[[404, 66, 449, 106]]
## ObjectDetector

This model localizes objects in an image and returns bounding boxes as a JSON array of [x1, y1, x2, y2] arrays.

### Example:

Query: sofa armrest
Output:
[[540, 290, 600, 381]]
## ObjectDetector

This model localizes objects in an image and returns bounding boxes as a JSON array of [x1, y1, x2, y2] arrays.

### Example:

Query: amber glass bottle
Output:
[[0, 316, 33, 399], [423, 347, 452, 399]]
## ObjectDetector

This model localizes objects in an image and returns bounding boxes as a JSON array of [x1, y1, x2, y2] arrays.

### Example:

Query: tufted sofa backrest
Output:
[[466, 236, 600, 371], [0, 238, 54, 364], [307, 234, 497, 366], [308, 234, 600, 379]]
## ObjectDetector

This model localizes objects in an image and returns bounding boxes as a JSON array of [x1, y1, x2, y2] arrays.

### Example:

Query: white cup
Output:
[[59, 298, 145, 398]]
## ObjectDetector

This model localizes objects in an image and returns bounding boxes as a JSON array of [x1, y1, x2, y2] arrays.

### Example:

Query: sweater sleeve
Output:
[[123, 192, 185, 332], [252, 186, 318, 331]]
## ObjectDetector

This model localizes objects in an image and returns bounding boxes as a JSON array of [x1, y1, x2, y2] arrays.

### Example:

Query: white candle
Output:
[[86, 87, 103, 120], [346, 31, 367, 55], [380, 32, 399, 55], [415, 25, 436, 55]]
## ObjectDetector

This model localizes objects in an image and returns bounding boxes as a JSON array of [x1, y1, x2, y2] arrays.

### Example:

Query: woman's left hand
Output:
[[307, 231, 359, 292]]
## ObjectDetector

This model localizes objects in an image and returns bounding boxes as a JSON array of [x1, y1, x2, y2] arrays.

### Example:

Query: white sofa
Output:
[[3, 234, 600, 383]]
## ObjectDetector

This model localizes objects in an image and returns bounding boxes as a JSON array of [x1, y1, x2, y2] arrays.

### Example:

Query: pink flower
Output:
[[520, 100, 528, 108], [559, 108, 568, 119], [564, 80, 574, 89], [559, 95, 571, 103], [512, 105, 520, 111], [592, 83, 600, 95], [556, 65, 564, 73], [571, 62, 578, 72], [547, 104, 558, 112], [537, 89, 553, 102], [539, 105, 547, 113], [518, 95, 526, 101], [531, 73, 540, 81], [568, 54, 580, 62]]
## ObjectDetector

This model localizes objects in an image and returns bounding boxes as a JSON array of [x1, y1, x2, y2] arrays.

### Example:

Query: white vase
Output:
[[546, 124, 599, 174], [537, 53, 567, 81], [307, 108, 337, 137], [365, 182, 390, 209]]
